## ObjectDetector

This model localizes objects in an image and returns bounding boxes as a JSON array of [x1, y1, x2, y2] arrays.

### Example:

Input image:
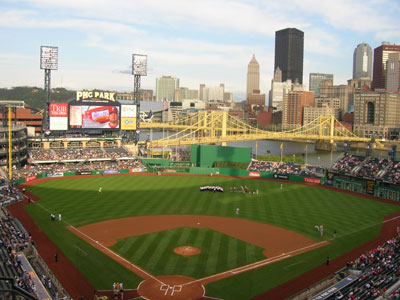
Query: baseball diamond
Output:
[[8, 173, 400, 300]]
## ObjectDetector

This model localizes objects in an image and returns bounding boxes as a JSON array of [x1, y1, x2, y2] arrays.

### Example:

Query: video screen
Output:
[[69, 105, 120, 129]]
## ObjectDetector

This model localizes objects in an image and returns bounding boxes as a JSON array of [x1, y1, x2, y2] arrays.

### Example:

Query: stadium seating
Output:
[[0, 178, 62, 299], [313, 236, 400, 300]]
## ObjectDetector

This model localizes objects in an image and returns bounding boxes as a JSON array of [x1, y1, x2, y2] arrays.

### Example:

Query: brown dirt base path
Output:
[[68, 215, 328, 299], [71, 215, 326, 258], [7, 174, 400, 300]]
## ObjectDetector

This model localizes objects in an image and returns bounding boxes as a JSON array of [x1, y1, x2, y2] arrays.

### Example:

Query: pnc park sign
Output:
[[76, 91, 116, 102]]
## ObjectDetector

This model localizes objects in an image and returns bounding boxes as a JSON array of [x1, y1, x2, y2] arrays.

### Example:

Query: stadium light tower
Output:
[[40, 46, 58, 135], [132, 54, 147, 144]]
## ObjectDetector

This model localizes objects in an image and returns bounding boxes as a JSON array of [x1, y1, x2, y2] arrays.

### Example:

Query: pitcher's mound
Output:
[[174, 246, 201, 257], [138, 275, 204, 300]]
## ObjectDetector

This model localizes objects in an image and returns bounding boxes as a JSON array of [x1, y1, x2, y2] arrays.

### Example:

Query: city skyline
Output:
[[1, 0, 400, 101]]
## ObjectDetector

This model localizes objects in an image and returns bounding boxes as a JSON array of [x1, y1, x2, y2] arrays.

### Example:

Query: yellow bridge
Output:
[[140, 111, 370, 148]]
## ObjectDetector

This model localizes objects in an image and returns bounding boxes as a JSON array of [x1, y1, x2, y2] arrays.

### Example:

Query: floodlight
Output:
[[132, 54, 147, 76], [40, 46, 58, 70]]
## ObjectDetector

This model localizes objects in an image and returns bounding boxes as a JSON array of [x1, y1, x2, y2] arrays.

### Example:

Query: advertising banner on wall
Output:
[[248, 171, 260, 177], [121, 105, 137, 130], [76, 170, 92, 176], [26, 175, 37, 182], [130, 168, 144, 173], [50, 117, 68, 131], [273, 174, 289, 180], [304, 177, 321, 184], [49, 103, 68, 130], [104, 170, 119, 175]]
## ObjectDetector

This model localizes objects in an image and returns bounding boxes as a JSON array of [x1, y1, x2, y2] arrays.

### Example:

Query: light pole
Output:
[[255, 142, 258, 159], [40, 46, 58, 135], [132, 54, 148, 144], [305, 144, 308, 165]]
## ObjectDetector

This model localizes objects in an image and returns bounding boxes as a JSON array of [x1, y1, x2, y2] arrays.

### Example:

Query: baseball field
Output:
[[16, 174, 400, 299]]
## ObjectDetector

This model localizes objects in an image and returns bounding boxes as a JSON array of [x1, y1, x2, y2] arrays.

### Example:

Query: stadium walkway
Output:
[[18, 253, 52, 300]]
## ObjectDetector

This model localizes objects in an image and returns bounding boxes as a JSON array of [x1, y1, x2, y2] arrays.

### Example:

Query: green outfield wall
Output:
[[190, 145, 251, 168]]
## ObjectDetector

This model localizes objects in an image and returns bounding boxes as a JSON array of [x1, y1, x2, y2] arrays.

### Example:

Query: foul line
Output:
[[184, 240, 329, 287], [69, 226, 164, 285], [26, 194, 400, 291], [325, 215, 400, 242], [284, 260, 308, 270]]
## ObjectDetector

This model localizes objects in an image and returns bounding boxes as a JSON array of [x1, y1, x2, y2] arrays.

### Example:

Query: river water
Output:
[[140, 130, 390, 168]]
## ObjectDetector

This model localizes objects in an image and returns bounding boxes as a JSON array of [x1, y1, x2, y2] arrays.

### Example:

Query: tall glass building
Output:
[[309, 73, 334, 97], [353, 43, 372, 80], [274, 28, 304, 85]]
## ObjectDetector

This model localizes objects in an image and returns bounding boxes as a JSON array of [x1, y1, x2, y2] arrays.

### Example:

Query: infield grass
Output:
[[25, 174, 400, 299]]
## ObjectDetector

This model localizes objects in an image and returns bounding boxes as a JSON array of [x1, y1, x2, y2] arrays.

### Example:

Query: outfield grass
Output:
[[25, 175, 400, 299]]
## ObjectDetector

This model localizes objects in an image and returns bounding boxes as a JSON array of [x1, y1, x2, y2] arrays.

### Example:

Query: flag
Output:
[[163, 99, 168, 110], [280, 143, 283, 150], [145, 110, 152, 119]]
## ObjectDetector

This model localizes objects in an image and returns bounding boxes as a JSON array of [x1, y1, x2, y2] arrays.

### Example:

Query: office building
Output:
[[372, 43, 400, 90], [353, 43, 372, 80], [274, 28, 304, 84], [247, 93, 266, 106], [309, 73, 334, 97], [319, 80, 354, 113], [282, 90, 314, 129], [247, 55, 260, 96], [174, 87, 199, 101], [354, 91, 400, 139], [303, 105, 335, 125], [269, 67, 292, 111], [224, 92, 233, 103], [156, 76, 179, 102], [347, 78, 372, 91], [386, 53, 400, 92], [203, 84, 225, 102]]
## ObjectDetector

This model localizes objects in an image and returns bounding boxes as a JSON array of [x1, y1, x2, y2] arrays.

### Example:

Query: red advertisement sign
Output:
[[163, 169, 177, 173], [50, 103, 68, 117], [249, 171, 261, 177], [25, 175, 37, 182], [304, 177, 321, 184]]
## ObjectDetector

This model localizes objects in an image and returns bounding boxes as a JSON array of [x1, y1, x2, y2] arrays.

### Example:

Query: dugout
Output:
[[190, 144, 251, 168]]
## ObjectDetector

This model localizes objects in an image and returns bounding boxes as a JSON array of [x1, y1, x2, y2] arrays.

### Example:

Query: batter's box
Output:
[[171, 285, 182, 296], [160, 284, 170, 295]]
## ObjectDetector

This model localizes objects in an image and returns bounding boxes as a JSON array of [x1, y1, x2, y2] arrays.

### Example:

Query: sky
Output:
[[1, 0, 399, 102]]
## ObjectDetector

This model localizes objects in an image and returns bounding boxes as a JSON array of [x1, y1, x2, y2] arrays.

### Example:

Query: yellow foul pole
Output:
[[8, 107, 12, 180]]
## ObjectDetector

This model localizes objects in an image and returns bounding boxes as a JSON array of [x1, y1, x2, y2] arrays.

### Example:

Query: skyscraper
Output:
[[156, 76, 179, 102], [353, 43, 372, 80], [269, 67, 292, 111], [274, 28, 304, 84], [372, 42, 400, 90], [309, 73, 334, 97], [246, 55, 260, 96], [386, 53, 400, 92]]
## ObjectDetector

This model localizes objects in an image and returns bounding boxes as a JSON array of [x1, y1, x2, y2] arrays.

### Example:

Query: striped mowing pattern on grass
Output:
[[25, 175, 400, 299], [110, 227, 266, 279]]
